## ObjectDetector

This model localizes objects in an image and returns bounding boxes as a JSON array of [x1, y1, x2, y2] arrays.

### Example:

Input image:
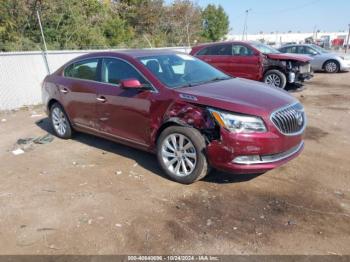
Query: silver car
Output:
[[278, 44, 350, 73]]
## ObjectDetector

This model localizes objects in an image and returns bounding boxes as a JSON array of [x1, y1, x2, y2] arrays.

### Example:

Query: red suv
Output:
[[42, 50, 305, 184], [190, 41, 312, 89]]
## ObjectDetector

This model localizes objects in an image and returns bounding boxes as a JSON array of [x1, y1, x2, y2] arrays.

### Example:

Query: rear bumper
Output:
[[206, 128, 304, 174]]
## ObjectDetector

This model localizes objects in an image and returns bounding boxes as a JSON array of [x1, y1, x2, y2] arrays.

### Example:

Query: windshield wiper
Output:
[[177, 76, 231, 89], [206, 76, 232, 83]]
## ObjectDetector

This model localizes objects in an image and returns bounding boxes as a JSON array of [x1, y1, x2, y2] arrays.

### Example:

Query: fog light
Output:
[[288, 72, 296, 83], [233, 155, 261, 164]]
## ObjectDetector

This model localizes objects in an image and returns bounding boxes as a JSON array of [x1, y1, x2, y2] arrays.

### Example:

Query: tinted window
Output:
[[283, 46, 298, 53], [301, 46, 318, 55], [197, 47, 211, 55], [232, 44, 253, 56], [279, 47, 287, 53], [101, 58, 148, 85], [139, 54, 230, 89], [197, 44, 232, 56], [64, 59, 98, 81]]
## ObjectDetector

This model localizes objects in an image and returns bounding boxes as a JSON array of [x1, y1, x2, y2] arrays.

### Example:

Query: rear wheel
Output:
[[263, 69, 287, 89], [157, 126, 209, 184], [324, 60, 339, 73], [50, 103, 73, 139]]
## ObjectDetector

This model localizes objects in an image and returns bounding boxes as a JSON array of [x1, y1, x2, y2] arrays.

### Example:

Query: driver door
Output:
[[96, 58, 155, 146]]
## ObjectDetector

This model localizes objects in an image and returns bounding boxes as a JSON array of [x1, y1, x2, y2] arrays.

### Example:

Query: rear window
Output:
[[64, 59, 99, 81]]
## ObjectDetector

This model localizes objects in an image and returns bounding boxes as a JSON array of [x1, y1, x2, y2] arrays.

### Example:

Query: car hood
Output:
[[266, 53, 311, 63], [174, 78, 298, 117]]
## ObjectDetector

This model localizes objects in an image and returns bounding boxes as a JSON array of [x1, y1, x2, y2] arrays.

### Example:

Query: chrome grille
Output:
[[271, 103, 306, 135]]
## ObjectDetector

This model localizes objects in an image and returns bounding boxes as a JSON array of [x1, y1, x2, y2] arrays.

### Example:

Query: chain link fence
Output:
[[0, 46, 190, 111]]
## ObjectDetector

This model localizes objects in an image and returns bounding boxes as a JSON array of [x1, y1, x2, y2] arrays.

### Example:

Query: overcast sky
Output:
[[167, 0, 350, 34]]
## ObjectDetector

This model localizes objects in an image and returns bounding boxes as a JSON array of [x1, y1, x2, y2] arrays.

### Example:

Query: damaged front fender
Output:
[[150, 101, 220, 147]]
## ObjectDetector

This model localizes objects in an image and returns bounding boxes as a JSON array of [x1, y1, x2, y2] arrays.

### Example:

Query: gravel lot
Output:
[[0, 72, 349, 255]]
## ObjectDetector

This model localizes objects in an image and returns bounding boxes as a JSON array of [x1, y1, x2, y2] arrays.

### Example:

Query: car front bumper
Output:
[[206, 128, 304, 174]]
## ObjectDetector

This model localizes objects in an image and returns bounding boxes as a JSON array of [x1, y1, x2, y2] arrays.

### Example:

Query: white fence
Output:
[[0, 47, 190, 110]]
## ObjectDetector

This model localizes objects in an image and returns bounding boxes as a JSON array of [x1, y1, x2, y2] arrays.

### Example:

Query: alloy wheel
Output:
[[161, 133, 197, 177], [325, 61, 338, 73], [52, 107, 68, 136], [265, 74, 281, 87]]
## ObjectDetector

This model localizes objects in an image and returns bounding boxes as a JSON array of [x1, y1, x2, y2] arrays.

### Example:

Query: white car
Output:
[[278, 44, 350, 73]]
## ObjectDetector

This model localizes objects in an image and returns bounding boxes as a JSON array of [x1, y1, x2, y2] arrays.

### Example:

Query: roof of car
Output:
[[280, 44, 311, 47], [194, 41, 258, 48], [77, 49, 187, 59]]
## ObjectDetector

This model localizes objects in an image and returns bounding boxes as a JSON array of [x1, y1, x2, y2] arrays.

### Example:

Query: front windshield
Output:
[[250, 42, 280, 54], [138, 54, 231, 89], [310, 44, 329, 53]]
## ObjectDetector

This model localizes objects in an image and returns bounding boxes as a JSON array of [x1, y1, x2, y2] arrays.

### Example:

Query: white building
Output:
[[226, 31, 349, 47]]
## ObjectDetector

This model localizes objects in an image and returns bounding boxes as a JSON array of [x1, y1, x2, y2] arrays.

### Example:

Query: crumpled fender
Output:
[[150, 100, 216, 145]]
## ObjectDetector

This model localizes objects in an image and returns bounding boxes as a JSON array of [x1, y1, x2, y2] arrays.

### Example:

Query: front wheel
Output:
[[263, 70, 287, 89], [324, 60, 339, 73], [157, 126, 209, 184]]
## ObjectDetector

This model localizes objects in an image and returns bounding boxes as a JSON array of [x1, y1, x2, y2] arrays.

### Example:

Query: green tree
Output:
[[201, 4, 229, 42]]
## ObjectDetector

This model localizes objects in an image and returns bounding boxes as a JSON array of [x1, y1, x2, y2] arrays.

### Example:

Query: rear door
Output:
[[62, 58, 100, 128], [195, 44, 233, 75]]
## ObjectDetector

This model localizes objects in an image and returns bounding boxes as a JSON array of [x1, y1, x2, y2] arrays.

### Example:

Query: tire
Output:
[[157, 126, 209, 184], [50, 103, 73, 139], [324, 60, 340, 73], [263, 69, 287, 89]]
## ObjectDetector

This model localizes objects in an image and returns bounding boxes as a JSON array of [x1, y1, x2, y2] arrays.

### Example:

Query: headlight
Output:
[[209, 108, 267, 133]]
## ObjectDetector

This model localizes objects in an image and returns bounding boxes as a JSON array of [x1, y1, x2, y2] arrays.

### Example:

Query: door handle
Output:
[[96, 96, 107, 103], [60, 87, 69, 94]]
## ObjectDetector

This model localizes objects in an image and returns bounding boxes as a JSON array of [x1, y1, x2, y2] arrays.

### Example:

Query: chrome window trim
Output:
[[62, 56, 159, 93], [233, 141, 304, 165], [269, 102, 307, 136]]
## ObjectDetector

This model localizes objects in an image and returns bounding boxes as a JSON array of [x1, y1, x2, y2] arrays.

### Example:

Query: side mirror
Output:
[[120, 78, 142, 89]]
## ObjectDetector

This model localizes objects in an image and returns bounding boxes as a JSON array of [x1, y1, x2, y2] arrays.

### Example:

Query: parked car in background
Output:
[[278, 44, 350, 73], [42, 50, 306, 184], [190, 41, 312, 89]]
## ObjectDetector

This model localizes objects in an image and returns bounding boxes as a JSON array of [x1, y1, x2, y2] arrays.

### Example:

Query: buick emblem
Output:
[[295, 111, 303, 126]]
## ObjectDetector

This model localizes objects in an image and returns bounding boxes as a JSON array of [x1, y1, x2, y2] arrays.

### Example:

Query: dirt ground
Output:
[[0, 72, 350, 255]]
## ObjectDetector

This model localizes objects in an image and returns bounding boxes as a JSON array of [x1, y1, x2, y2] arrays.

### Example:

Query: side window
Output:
[[232, 44, 253, 56], [197, 44, 232, 56], [297, 46, 309, 54], [305, 47, 318, 55], [197, 47, 210, 55], [216, 44, 232, 55], [64, 59, 99, 81], [279, 47, 287, 53], [101, 58, 148, 85], [284, 46, 297, 53]]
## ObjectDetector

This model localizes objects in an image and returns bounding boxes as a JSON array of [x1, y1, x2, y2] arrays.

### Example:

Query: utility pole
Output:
[[345, 24, 350, 54], [242, 9, 252, 41], [36, 9, 50, 74]]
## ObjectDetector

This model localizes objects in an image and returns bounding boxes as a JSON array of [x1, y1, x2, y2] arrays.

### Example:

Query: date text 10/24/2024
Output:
[[128, 255, 220, 261]]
